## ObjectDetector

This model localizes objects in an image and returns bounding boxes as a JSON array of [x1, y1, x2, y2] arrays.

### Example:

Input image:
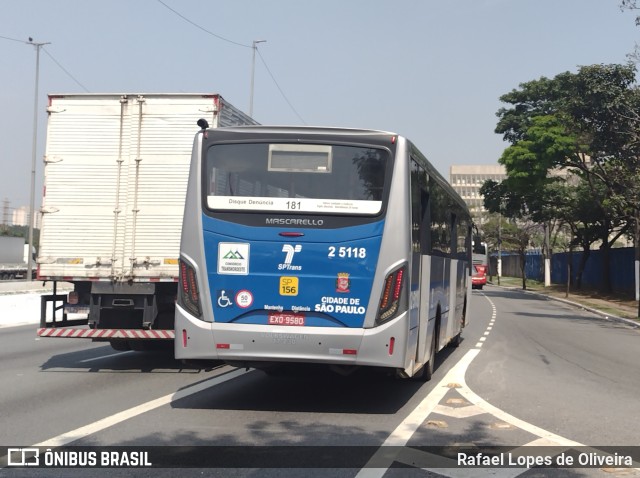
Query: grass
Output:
[[488, 276, 639, 322]]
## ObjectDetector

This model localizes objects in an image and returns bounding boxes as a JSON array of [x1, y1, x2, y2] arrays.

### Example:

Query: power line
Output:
[[42, 47, 90, 92], [155, 0, 306, 124], [1, 34, 89, 92], [257, 49, 307, 125], [156, 0, 251, 48], [0, 34, 25, 43]]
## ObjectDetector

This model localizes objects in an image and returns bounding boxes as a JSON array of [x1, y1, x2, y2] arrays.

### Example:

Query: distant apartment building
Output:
[[12, 206, 41, 229], [449, 164, 506, 215]]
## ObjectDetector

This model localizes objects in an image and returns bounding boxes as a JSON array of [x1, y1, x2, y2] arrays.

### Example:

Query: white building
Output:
[[12, 206, 41, 229], [449, 164, 506, 215]]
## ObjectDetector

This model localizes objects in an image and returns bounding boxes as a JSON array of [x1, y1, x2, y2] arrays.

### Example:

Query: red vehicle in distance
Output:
[[472, 240, 488, 290], [472, 264, 487, 290]]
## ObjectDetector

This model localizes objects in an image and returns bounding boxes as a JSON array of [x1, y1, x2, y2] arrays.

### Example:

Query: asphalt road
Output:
[[1, 286, 639, 477]]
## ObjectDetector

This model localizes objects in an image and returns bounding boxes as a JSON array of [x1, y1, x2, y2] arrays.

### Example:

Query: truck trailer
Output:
[[0, 236, 31, 280], [37, 93, 257, 350]]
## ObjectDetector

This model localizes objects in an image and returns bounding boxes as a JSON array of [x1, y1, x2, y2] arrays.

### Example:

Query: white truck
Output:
[[37, 93, 257, 350], [0, 236, 32, 280]]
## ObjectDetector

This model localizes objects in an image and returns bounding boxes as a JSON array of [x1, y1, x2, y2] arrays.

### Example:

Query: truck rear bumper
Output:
[[37, 327, 174, 339]]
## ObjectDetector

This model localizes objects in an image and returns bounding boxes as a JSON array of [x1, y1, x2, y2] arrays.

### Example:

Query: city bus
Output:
[[175, 125, 472, 380]]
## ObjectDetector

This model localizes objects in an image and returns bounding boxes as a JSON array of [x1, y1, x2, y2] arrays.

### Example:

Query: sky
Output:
[[1, 0, 638, 217]]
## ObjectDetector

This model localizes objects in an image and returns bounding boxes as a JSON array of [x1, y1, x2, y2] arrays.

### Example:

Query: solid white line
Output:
[[357, 291, 632, 478], [355, 349, 481, 478], [79, 351, 134, 363], [456, 381, 583, 447], [382, 349, 481, 445], [34, 367, 251, 447]]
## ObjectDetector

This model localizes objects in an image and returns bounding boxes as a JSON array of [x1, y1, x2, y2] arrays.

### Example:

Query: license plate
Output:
[[268, 313, 305, 326]]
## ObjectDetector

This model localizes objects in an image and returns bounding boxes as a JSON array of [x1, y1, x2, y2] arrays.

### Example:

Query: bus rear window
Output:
[[205, 143, 388, 215]]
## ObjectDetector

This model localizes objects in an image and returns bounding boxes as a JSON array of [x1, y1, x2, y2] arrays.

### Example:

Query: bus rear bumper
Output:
[[175, 306, 410, 370]]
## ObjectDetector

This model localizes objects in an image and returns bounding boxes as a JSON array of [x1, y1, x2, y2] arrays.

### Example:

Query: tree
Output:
[[492, 63, 639, 293]]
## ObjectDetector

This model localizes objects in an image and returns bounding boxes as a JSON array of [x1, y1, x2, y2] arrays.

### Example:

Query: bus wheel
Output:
[[450, 302, 465, 348], [450, 331, 462, 348], [413, 330, 436, 382]]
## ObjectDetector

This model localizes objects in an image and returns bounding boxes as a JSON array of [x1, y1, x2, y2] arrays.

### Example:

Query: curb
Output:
[[487, 283, 640, 329]]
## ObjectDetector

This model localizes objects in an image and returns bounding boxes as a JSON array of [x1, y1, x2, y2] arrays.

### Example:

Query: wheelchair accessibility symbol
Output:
[[217, 290, 234, 308]]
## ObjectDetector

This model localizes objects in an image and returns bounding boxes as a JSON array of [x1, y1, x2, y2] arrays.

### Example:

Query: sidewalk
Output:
[[0, 280, 73, 295], [489, 277, 639, 328], [0, 281, 73, 328]]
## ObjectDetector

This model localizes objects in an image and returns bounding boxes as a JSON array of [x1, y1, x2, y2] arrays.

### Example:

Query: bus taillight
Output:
[[178, 258, 202, 318], [376, 265, 407, 325]]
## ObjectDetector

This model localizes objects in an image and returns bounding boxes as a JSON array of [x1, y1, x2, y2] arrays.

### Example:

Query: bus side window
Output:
[[420, 189, 430, 254], [410, 159, 422, 254], [429, 178, 450, 255], [411, 158, 430, 255]]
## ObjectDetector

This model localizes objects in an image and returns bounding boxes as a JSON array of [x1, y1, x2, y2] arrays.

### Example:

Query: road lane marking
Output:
[[456, 382, 582, 447], [357, 291, 632, 478], [33, 367, 251, 447], [381, 348, 480, 447], [433, 403, 485, 419], [79, 351, 134, 363], [355, 349, 482, 477]]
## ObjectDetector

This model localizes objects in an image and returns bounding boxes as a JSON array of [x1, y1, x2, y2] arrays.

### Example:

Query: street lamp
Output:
[[27, 38, 50, 281], [249, 40, 266, 117]]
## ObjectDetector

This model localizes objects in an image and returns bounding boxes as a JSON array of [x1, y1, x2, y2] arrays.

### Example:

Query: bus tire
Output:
[[413, 328, 436, 382], [450, 331, 462, 348], [450, 301, 465, 348]]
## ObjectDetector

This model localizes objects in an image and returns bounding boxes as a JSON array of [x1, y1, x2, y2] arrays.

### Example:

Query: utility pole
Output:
[[635, 207, 640, 318], [249, 40, 266, 117], [27, 38, 50, 281], [497, 213, 502, 286], [544, 222, 551, 287]]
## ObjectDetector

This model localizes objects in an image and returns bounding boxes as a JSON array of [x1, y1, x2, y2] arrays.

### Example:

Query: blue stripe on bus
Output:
[[201, 215, 384, 328]]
